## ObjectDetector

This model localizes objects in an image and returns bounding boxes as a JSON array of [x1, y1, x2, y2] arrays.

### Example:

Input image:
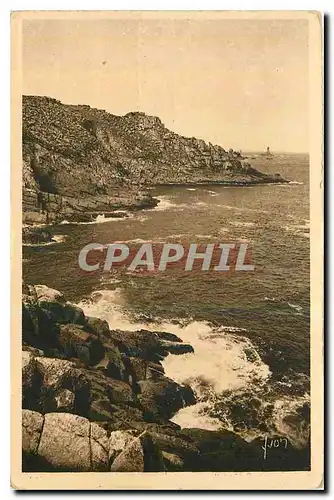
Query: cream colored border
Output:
[[11, 10, 323, 490]]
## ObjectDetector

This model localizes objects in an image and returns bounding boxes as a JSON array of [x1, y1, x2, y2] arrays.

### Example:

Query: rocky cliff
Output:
[[22, 95, 285, 224]]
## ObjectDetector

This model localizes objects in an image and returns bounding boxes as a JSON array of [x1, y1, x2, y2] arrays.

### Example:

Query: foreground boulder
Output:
[[110, 431, 164, 472], [38, 413, 92, 471], [22, 354, 91, 416], [22, 409, 44, 456], [24, 412, 109, 472], [138, 378, 196, 420], [22, 352, 42, 411]]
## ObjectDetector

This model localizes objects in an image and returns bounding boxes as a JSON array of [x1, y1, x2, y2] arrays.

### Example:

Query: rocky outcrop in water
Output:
[[22, 283, 307, 472], [22, 95, 286, 224]]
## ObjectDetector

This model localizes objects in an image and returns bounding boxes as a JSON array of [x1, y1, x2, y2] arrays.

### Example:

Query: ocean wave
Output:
[[287, 302, 303, 313], [274, 182, 304, 187], [204, 190, 219, 196], [150, 196, 214, 212], [77, 289, 270, 397], [149, 196, 188, 212], [163, 323, 271, 396], [230, 221, 255, 227], [76, 288, 309, 446], [284, 223, 310, 238], [23, 234, 67, 247], [60, 213, 132, 225], [220, 204, 268, 214]]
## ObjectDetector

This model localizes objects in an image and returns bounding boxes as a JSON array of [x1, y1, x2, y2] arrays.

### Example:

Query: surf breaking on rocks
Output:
[[77, 287, 309, 447]]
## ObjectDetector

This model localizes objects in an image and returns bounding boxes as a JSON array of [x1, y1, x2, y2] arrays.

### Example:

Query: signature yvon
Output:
[[262, 436, 288, 460]]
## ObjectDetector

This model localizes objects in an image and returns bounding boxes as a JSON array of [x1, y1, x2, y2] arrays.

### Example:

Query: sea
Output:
[[23, 153, 310, 448]]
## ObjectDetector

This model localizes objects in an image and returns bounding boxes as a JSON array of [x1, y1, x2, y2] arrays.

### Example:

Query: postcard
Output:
[[11, 10, 323, 490]]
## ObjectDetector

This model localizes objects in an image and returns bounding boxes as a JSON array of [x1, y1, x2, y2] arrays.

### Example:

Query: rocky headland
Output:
[[22, 95, 286, 229], [22, 283, 308, 472]]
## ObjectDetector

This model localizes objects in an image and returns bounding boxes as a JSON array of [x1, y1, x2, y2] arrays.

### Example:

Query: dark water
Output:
[[23, 153, 310, 445]]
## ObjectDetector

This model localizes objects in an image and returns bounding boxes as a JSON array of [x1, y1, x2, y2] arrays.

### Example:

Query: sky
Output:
[[22, 17, 309, 153]]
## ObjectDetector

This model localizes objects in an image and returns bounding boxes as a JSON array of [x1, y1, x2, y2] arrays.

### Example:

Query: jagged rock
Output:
[[22, 226, 52, 245], [86, 316, 111, 341], [104, 345, 126, 380], [133, 425, 200, 465], [97, 404, 146, 429], [109, 431, 163, 472], [90, 422, 109, 471], [90, 398, 115, 421], [155, 331, 183, 343], [107, 379, 136, 404], [109, 329, 167, 362], [181, 428, 260, 472], [84, 369, 137, 422], [33, 356, 91, 415], [93, 347, 127, 382], [159, 340, 194, 355], [31, 285, 87, 326], [108, 430, 137, 462], [161, 451, 184, 471], [22, 345, 44, 356], [22, 284, 87, 353], [34, 285, 66, 304], [125, 357, 148, 383], [58, 324, 105, 366], [124, 357, 166, 385], [22, 300, 59, 350], [34, 356, 76, 388], [37, 413, 91, 471], [22, 409, 44, 455], [54, 388, 75, 412], [138, 378, 196, 419], [109, 433, 146, 472], [22, 352, 42, 411]]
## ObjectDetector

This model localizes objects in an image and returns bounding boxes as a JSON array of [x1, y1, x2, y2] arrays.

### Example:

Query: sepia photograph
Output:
[[11, 10, 323, 490]]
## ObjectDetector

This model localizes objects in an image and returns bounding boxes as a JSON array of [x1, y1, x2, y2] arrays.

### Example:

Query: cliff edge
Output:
[[22, 96, 286, 224]]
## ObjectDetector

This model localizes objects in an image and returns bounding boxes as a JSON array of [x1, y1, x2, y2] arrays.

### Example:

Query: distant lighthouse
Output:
[[261, 146, 273, 158]]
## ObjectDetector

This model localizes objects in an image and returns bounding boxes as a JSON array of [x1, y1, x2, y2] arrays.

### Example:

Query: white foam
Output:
[[162, 323, 271, 395], [149, 196, 209, 212], [149, 196, 183, 212], [77, 289, 309, 441], [52, 234, 67, 243], [284, 223, 310, 237], [77, 290, 270, 397], [23, 234, 67, 247], [61, 213, 133, 226], [287, 302, 303, 313], [230, 221, 255, 227], [171, 402, 222, 430]]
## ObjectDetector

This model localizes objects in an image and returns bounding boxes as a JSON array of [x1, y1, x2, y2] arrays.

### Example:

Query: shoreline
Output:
[[153, 178, 289, 187], [22, 176, 288, 231]]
